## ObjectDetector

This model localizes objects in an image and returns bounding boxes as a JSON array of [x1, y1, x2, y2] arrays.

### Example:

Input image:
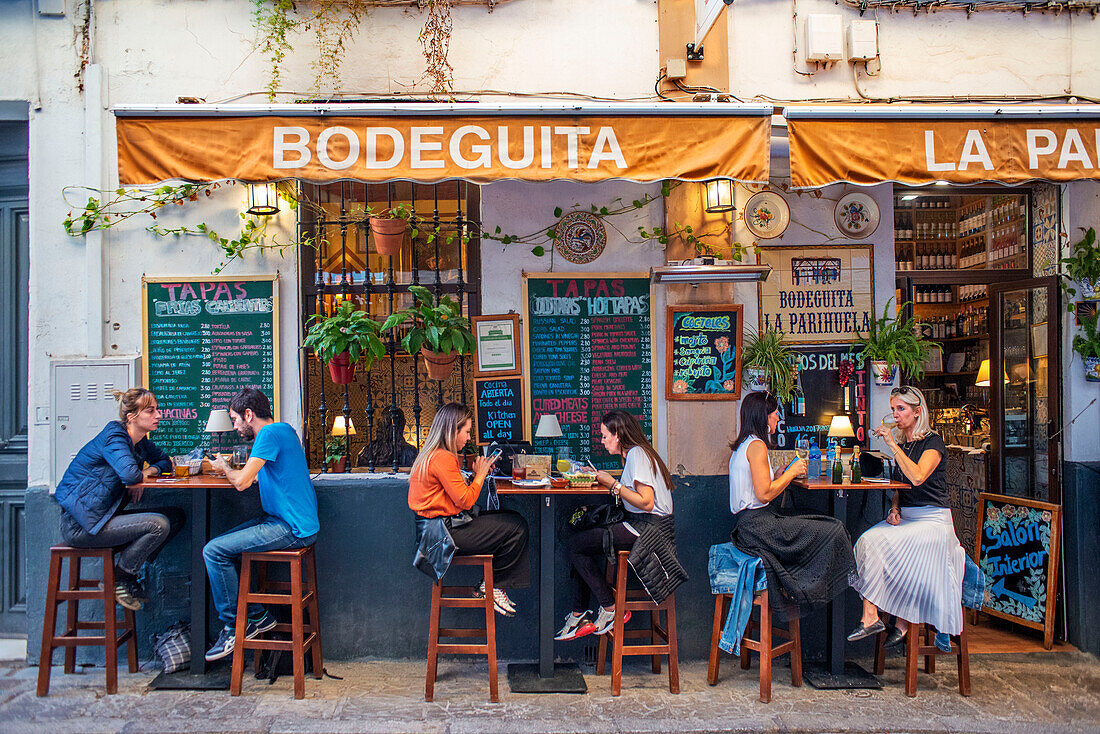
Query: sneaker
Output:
[[555, 611, 595, 641], [475, 581, 517, 617], [112, 582, 142, 611], [205, 626, 235, 662], [933, 631, 952, 653], [593, 606, 630, 636], [245, 610, 278, 639]]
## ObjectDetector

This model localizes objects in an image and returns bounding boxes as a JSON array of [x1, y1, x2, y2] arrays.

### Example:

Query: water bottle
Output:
[[825, 440, 836, 482], [808, 439, 821, 479]]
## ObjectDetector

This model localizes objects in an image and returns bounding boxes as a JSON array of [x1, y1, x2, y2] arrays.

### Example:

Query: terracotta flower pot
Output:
[[327, 351, 356, 384], [369, 217, 406, 256], [325, 457, 348, 473], [420, 346, 458, 381]]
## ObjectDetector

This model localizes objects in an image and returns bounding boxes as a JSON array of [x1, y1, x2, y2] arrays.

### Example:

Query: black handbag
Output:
[[568, 502, 624, 532]]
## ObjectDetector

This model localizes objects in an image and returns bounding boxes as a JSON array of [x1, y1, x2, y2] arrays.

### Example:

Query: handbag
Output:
[[151, 622, 190, 674], [413, 516, 457, 581], [568, 502, 624, 532]]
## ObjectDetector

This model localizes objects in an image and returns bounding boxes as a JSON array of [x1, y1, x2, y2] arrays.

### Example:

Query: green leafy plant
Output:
[[324, 436, 350, 467], [741, 327, 798, 402], [303, 299, 386, 367], [1060, 226, 1100, 307], [381, 285, 474, 357], [1071, 310, 1100, 360], [854, 299, 937, 380]]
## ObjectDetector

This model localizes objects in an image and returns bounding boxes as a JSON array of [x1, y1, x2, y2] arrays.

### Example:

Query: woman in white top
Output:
[[729, 392, 856, 615], [555, 409, 674, 641]]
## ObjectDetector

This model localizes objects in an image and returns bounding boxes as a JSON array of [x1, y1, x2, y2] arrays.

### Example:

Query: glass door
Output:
[[989, 276, 1061, 503]]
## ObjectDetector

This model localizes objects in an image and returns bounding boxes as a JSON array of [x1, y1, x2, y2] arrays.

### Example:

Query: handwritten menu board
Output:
[[976, 493, 1061, 649], [775, 345, 865, 450], [666, 305, 743, 400], [474, 376, 525, 445], [524, 274, 652, 471], [142, 276, 279, 456]]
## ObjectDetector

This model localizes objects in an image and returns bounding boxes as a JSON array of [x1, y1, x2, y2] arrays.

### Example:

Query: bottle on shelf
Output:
[[825, 440, 836, 481]]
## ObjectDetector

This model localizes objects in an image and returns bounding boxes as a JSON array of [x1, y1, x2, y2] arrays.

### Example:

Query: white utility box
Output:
[[847, 20, 879, 61], [50, 357, 142, 487], [805, 14, 844, 63]]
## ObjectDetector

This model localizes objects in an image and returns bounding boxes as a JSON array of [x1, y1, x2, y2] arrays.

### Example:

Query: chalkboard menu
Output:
[[666, 305, 742, 400], [524, 274, 652, 471], [976, 493, 1062, 649], [775, 345, 866, 450], [142, 276, 279, 456], [474, 376, 525, 445]]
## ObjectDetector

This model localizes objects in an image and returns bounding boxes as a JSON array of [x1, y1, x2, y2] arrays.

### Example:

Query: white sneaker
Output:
[[555, 611, 595, 641], [476, 581, 517, 617], [593, 606, 630, 635]]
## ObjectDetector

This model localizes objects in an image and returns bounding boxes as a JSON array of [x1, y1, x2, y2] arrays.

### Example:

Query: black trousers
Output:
[[569, 522, 637, 612], [449, 510, 530, 589]]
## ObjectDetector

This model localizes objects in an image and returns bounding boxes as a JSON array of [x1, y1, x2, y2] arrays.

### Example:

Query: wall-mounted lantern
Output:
[[703, 178, 735, 213], [246, 183, 279, 216]]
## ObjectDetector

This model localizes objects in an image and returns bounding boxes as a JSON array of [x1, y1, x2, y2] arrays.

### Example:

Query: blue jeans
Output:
[[202, 515, 317, 627]]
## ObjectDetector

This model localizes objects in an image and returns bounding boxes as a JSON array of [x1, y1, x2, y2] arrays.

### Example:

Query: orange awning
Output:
[[114, 102, 773, 186], [786, 105, 1100, 189]]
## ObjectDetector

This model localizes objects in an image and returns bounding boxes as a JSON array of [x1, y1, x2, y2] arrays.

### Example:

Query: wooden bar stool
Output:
[[873, 607, 971, 697], [37, 546, 137, 696], [230, 545, 323, 699], [595, 550, 679, 696], [426, 555, 498, 703], [706, 590, 802, 703]]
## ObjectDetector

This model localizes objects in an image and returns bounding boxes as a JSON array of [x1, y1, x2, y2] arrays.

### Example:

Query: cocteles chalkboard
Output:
[[523, 273, 652, 471], [775, 345, 866, 450], [142, 276, 279, 456], [474, 376, 525, 445], [975, 493, 1062, 649], [666, 305, 743, 400]]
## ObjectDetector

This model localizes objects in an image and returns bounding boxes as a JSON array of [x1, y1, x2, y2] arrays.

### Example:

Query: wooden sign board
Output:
[[777, 345, 867, 450], [975, 492, 1062, 649], [666, 305, 743, 400], [473, 376, 525, 445]]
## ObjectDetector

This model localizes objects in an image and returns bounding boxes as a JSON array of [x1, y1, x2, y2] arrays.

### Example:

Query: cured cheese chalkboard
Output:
[[775, 345, 866, 450], [474, 376, 525, 445], [666, 305, 743, 400], [523, 273, 652, 471], [975, 493, 1061, 649], [142, 276, 279, 456]]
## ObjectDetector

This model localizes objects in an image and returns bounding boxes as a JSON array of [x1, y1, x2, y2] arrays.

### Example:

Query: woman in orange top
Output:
[[409, 403, 529, 616]]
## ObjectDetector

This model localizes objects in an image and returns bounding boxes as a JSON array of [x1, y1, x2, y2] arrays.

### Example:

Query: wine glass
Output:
[[795, 436, 810, 460]]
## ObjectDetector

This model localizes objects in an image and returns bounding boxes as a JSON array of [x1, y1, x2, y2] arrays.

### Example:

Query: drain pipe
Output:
[[83, 63, 105, 358]]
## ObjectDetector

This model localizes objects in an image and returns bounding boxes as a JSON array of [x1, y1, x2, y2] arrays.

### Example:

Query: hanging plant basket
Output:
[[870, 360, 898, 386], [420, 347, 458, 381], [370, 217, 406, 255], [327, 351, 356, 384]]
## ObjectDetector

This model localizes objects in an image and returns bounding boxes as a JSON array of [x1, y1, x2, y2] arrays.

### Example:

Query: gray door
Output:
[[0, 118, 29, 636]]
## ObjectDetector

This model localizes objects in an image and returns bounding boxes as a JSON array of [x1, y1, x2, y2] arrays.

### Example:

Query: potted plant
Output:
[[1061, 227, 1100, 300], [381, 285, 475, 381], [324, 436, 350, 473], [460, 439, 480, 471], [303, 299, 386, 384], [1072, 310, 1100, 382], [369, 202, 418, 256], [854, 298, 937, 386], [741, 327, 797, 401]]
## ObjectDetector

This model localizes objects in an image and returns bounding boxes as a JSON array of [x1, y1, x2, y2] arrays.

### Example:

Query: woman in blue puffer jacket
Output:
[[54, 388, 184, 611]]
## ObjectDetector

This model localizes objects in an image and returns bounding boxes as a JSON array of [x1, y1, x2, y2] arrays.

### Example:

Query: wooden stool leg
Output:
[[101, 559, 119, 695], [63, 555, 81, 674], [665, 597, 679, 694], [788, 615, 802, 687], [925, 627, 935, 674], [957, 610, 971, 697], [124, 608, 138, 673], [483, 561, 498, 704], [289, 557, 306, 699], [596, 628, 608, 676], [873, 630, 886, 675], [230, 556, 253, 697], [707, 594, 727, 686], [610, 555, 628, 697], [740, 616, 753, 670], [425, 579, 442, 702], [758, 591, 772, 704], [36, 551, 63, 697], [650, 609, 661, 674], [306, 547, 323, 679], [904, 621, 919, 697]]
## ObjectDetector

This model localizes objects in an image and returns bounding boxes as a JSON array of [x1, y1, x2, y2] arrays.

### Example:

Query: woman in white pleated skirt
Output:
[[846, 385, 965, 647]]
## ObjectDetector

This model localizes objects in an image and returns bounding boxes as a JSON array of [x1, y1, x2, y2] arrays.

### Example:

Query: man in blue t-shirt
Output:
[[202, 388, 320, 662]]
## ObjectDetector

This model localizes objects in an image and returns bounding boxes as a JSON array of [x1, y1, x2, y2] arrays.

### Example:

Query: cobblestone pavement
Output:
[[2, 652, 1098, 734]]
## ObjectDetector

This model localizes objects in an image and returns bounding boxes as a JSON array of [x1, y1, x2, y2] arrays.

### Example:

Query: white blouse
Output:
[[728, 437, 768, 515]]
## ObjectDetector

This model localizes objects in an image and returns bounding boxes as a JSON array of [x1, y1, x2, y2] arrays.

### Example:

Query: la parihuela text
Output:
[[764, 289, 871, 336]]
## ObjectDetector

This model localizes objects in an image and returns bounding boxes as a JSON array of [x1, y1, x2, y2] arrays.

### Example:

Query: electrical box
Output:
[[805, 14, 844, 63], [665, 58, 687, 81], [50, 357, 142, 487], [847, 20, 878, 61]]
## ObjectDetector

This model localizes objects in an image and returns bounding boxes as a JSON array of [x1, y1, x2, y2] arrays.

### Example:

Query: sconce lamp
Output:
[[535, 414, 563, 439], [331, 416, 356, 437], [703, 178, 735, 213], [247, 183, 279, 216], [975, 359, 1009, 387]]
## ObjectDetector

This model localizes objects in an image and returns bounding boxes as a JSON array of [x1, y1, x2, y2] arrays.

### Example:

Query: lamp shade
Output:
[[827, 415, 855, 439], [535, 413, 563, 438], [204, 409, 234, 433], [331, 416, 356, 437], [247, 183, 279, 216], [703, 178, 735, 213], [975, 359, 1009, 387]]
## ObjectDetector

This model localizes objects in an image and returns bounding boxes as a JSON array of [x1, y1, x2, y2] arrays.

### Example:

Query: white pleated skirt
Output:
[[852, 506, 965, 635]]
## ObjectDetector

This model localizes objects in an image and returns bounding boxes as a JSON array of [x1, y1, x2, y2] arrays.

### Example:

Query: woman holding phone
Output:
[[408, 403, 529, 616]]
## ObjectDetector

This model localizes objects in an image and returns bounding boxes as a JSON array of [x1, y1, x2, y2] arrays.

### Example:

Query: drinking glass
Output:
[[555, 446, 571, 475], [172, 456, 190, 478], [795, 437, 810, 460]]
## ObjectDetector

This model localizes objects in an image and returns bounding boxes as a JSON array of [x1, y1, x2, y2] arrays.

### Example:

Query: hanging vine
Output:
[[419, 0, 455, 98]]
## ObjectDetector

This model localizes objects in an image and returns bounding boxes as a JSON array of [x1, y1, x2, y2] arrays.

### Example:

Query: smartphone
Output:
[[487, 448, 503, 463]]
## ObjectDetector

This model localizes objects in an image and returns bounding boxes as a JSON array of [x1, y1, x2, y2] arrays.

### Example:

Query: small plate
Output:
[[834, 192, 880, 239], [510, 478, 550, 488], [744, 191, 791, 239]]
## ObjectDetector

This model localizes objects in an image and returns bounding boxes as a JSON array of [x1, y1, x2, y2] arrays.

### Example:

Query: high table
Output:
[[140, 473, 236, 689], [495, 479, 608, 693], [789, 475, 907, 689]]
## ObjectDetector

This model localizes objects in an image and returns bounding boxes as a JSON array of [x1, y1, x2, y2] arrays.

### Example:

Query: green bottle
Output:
[[831, 450, 843, 484], [851, 445, 862, 484]]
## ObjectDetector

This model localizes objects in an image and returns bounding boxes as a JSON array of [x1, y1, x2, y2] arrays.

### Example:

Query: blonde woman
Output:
[[847, 385, 965, 650], [408, 403, 529, 616], [54, 388, 184, 611]]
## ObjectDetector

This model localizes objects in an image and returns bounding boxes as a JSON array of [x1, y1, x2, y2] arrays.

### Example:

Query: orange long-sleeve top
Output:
[[408, 449, 483, 518]]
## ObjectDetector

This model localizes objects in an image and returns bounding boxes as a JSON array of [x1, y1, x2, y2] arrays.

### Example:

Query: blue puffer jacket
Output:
[[55, 421, 173, 535]]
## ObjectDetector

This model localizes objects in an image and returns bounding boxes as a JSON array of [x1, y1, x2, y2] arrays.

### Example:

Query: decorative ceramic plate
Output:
[[834, 192, 880, 239], [554, 211, 607, 264], [744, 191, 791, 239]]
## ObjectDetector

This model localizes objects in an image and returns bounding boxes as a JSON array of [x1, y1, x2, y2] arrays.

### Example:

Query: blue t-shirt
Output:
[[250, 422, 320, 538]]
